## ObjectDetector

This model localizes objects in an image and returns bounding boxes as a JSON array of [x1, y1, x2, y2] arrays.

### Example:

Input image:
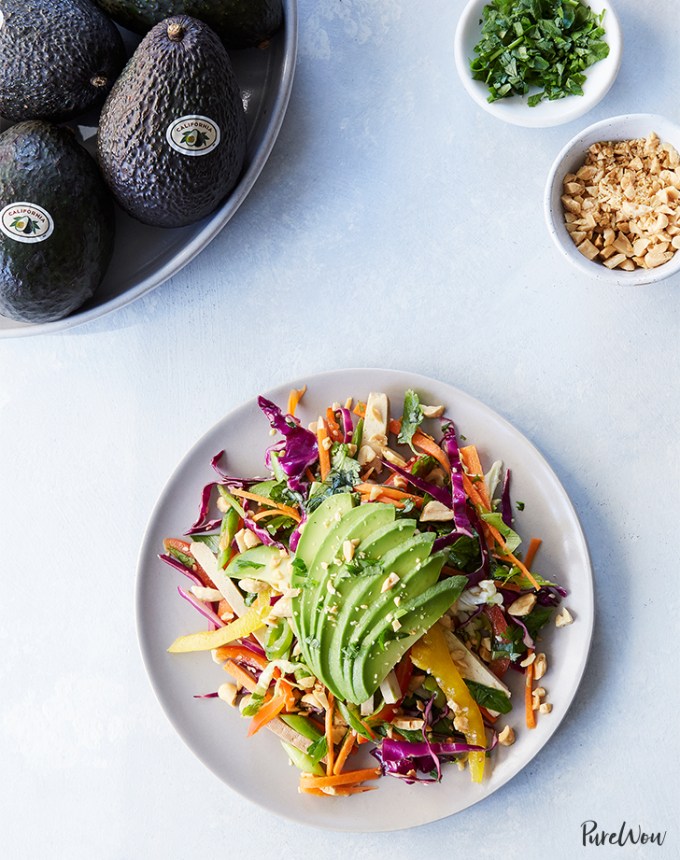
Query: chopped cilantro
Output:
[[398, 389, 424, 451], [516, 501, 525, 511], [470, 0, 610, 107]]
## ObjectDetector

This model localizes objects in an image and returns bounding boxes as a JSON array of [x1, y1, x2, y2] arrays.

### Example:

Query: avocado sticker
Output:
[[0, 203, 54, 244], [166, 116, 221, 156]]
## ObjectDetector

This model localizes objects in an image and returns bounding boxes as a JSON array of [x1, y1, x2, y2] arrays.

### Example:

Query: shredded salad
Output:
[[160, 386, 572, 797]]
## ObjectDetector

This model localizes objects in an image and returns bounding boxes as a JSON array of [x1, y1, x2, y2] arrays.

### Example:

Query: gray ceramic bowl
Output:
[[0, 2, 297, 338]]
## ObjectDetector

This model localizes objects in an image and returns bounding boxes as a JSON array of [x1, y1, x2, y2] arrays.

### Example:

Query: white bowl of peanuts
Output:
[[545, 113, 680, 284]]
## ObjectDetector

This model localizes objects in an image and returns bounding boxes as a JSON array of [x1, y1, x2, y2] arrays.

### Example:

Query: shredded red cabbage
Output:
[[289, 512, 306, 552], [440, 423, 474, 537], [187, 481, 216, 533], [177, 586, 224, 630], [500, 468, 512, 527], [210, 450, 263, 487], [381, 459, 452, 508], [372, 735, 496, 783], [243, 516, 285, 549], [193, 692, 219, 699], [339, 407, 354, 443], [158, 553, 203, 588], [258, 396, 318, 491]]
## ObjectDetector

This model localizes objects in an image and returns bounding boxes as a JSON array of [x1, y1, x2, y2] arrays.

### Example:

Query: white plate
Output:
[[136, 368, 593, 831], [0, 2, 297, 338], [454, 0, 622, 128]]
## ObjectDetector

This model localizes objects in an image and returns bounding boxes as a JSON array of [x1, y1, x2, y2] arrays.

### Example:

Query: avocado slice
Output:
[[297, 503, 394, 676], [352, 576, 467, 703], [324, 532, 437, 699], [224, 544, 291, 590], [291, 493, 354, 644], [313, 519, 418, 698]]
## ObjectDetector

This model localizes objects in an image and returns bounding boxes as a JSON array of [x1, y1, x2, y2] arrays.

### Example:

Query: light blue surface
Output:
[[0, 1, 678, 857]]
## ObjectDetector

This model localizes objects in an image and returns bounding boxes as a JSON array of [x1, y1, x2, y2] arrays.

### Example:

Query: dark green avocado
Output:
[[92, 0, 283, 49], [97, 16, 247, 228], [0, 0, 126, 123], [0, 122, 114, 323]]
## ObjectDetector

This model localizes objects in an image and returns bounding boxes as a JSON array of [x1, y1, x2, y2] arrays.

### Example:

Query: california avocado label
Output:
[[166, 116, 221, 156], [0, 203, 54, 244]]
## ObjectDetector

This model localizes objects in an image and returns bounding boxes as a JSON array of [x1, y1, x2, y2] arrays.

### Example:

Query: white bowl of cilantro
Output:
[[454, 0, 623, 128]]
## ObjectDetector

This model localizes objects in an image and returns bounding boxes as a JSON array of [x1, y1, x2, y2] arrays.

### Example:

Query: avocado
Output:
[[0, 122, 114, 323], [224, 544, 291, 589], [97, 16, 247, 228], [295, 503, 394, 677], [315, 520, 418, 698], [92, 0, 283, 49], [351, 577, 467, 703], [291, 493, 354, 643], [0, 0, 126, 123]]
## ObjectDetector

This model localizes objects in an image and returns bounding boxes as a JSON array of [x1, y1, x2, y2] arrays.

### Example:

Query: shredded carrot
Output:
[[215, 645, 268, 668], [227, 487, 301, 522], [525, 651, 536, 729], [412, 430, 451, 472], [326, 407, 343, 442], [354, 483, 424, 508], [251, 509, 283, 522], [248, 693, 287, 736], [223, 659, 258, 692], [324, 693, 335, 775], [276, 676, 297, 712], [332, 732, 356, 775], [459, 445, 491, 509], [524, 537, 542, 570], [359, 493, 408, 509], [495, 547, 541, 591], [287, 385, 307, 417], [216, 598, 234, 619], [300, 767, 382, 789], [317, 418, 331, 482]]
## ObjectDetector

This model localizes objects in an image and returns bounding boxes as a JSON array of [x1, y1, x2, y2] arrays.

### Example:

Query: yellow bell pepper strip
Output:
[[411, 624, 488, 783], [167, 589, 271, 653]]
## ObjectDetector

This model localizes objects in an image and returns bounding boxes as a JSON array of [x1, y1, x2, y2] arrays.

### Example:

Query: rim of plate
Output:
[[0, 0, 298, 339], [136, 367, 594, 831]]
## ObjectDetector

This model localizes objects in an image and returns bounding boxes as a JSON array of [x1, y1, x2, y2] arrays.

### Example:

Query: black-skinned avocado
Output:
[[0, 0, 126, 123], [97, 16, 247, 228], [0, 122, 114, 323], [92, 0, 283, 49]]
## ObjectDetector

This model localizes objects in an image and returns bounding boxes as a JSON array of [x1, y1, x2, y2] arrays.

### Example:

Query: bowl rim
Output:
[[453, 0, 623, 129], [0, 0, 299, 339], [544, 112, 680, 285]]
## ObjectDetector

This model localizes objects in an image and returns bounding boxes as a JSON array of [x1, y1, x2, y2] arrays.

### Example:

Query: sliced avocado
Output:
[[297, 503, 394, 676], [290, 493, 354, 647], [352, 576, 467, 703], [342, 532, 439, 654], [344, 552, 444, 702], [224, 544, 290, 589], [313, 519, 418, 698]]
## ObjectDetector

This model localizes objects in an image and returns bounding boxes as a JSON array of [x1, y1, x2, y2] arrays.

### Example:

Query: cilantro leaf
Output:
[[464, 680, 512, 714], [397, 389, 424, 451]]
